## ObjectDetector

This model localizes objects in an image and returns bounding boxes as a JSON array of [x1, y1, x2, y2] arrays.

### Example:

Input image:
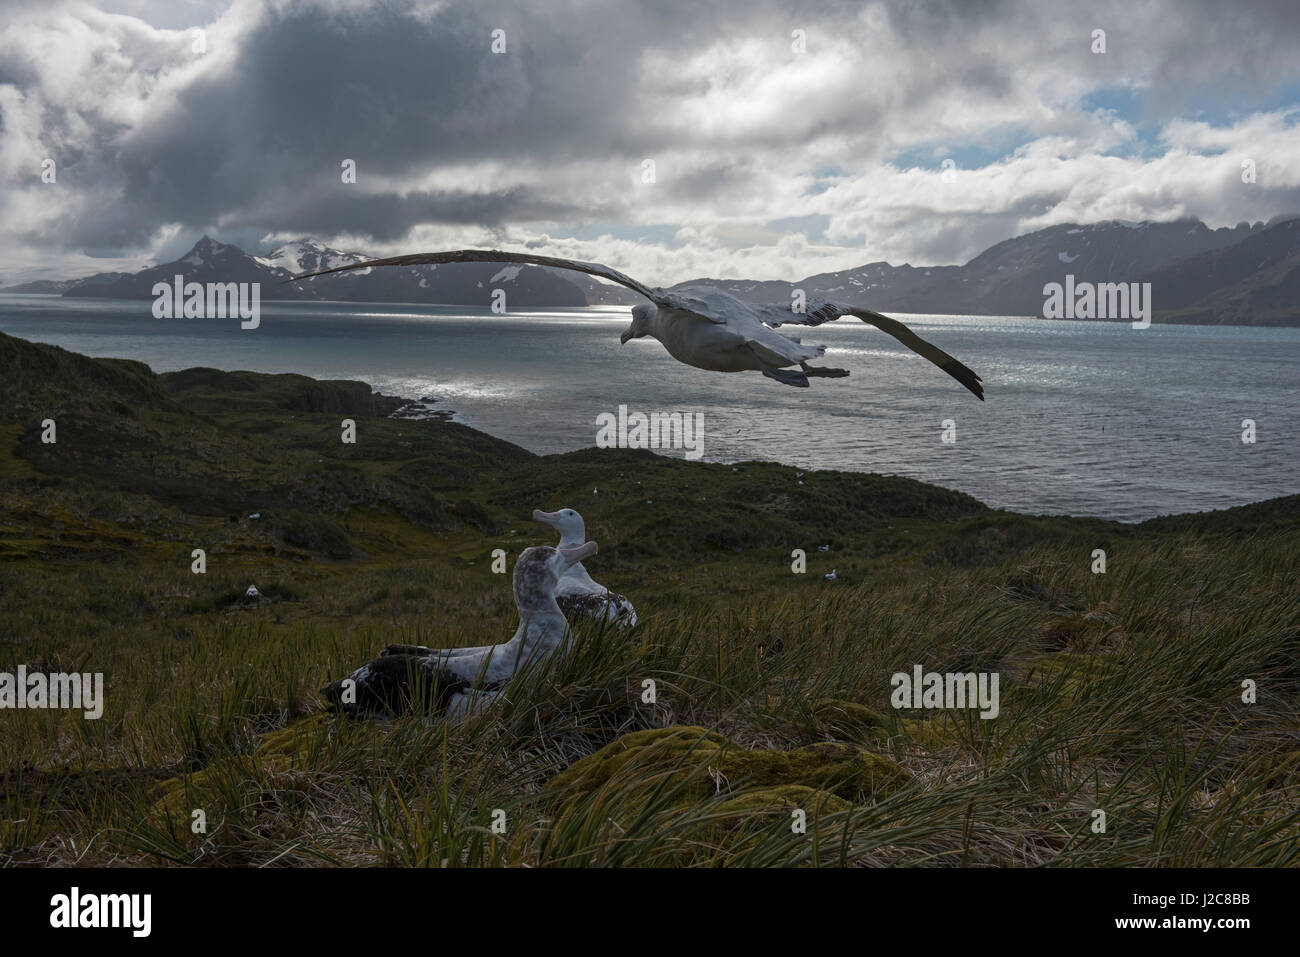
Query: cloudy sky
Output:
[[2, 0, 1299, 284]]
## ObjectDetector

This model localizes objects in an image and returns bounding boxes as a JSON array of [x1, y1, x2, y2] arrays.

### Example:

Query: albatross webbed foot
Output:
[[759, 365, 810, 387]]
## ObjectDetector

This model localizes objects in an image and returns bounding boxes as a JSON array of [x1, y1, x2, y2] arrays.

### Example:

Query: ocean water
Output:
[[1, 293, 1296, 522]]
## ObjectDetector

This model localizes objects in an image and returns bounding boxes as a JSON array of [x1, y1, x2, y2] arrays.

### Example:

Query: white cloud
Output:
[[1, 0, 1298, 286]]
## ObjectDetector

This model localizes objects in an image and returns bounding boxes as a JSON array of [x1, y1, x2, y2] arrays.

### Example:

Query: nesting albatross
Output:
[[289, 250, 983, 396], [534, 507, 636, 626], [321, 542, 596, 719]]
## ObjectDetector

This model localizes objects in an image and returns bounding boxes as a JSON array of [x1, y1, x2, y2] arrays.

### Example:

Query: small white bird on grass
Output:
[[824, 569, 838, 581], [290, 250, 984, 396]]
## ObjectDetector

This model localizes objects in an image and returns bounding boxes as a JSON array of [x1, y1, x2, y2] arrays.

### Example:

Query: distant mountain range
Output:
[[6, 216, 1298, 325]]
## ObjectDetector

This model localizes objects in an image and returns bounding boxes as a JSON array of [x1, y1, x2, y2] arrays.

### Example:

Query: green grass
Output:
[[1, 330, 1297, 867]]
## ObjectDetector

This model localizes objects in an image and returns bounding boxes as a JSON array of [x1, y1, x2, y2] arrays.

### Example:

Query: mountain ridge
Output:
[[5, 215, 1298, 325]]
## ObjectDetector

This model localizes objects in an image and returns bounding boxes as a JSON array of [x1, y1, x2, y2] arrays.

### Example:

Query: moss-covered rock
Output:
[[546, 725, 909, 805], [254, 713, 332, 763], [1264, 751, 1300, 789], [810, 699, 889, 742], [148, 759, 235, 830], [701, 785, 851, 852], [1023, 652, 1122, 696], [148, 714, 333, 830], [714, 784, 850, 817], [897, 713, 972, 753], [541, 728, 897, 863]]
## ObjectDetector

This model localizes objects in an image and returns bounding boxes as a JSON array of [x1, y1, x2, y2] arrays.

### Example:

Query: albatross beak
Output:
[[533, 509, 560, 525], [619, 330, 633, 345], [559, 541, 597, 565]]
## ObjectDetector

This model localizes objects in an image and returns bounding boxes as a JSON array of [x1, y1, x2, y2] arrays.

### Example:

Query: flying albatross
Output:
[[289, 250, 984, 396]]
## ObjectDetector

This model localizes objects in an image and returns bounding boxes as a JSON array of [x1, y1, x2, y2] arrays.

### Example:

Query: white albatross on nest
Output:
[[321, 542, 596, 721], [289, 250, 984, 396], [534, 507, 636, 626]]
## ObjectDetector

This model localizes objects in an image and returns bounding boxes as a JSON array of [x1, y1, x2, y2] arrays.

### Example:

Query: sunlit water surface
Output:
[[2, 294, 1295, 521]]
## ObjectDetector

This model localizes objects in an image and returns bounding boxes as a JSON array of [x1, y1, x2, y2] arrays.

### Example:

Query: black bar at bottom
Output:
[[0, 867, 1284, 944]]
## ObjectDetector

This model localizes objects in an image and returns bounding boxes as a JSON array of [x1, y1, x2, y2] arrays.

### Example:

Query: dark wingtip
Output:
[[285, 260, 373, 283], [944, 361, 985, 400], [284, 268, 330, 283]]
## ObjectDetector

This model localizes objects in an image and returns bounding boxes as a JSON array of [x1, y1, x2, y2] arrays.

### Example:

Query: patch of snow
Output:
[[326, 251, 362, 269], [267, 243, 305, 275], [1058, 251, 1080, 263], [489, 265, 524, 283], [262, 240, 369, 277]]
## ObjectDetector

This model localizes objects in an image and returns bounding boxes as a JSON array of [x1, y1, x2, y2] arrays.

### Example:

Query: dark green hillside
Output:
[[0, 330, 1296, 867]]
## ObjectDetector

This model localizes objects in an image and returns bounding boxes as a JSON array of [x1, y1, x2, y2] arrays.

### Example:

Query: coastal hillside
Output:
[[1, 331, 1296, 866]]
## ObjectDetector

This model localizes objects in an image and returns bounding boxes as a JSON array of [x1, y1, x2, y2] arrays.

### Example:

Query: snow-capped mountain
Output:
[[260, 237, 588, 306], [892, 219, 1266, 316], [656, 218, 1297, 323], [44, 237, 292, 299], [7, 219, 1298, 324], [1, 236, 589, 307], [259, 238, 371, 276]]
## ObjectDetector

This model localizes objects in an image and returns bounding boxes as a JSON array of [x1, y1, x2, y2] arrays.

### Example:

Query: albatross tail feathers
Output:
[[321, 655, 472, 717]]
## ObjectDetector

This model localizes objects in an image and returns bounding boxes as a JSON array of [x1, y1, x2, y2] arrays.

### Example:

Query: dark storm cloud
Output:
[[1139, 0, 1300, 114], [2, 0, 1299, 282], [44, 0, 812, 247]]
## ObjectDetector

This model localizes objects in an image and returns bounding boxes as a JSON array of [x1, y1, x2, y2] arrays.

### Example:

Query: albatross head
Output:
[[514, 543, 598, 612], [532, 507, 585, 546], [620, 304, 654, 344]]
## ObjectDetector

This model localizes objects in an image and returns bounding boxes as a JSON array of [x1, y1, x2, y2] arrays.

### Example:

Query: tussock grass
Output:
[[1, 331, 1296, 866], [2, 525, 1295, 867]]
